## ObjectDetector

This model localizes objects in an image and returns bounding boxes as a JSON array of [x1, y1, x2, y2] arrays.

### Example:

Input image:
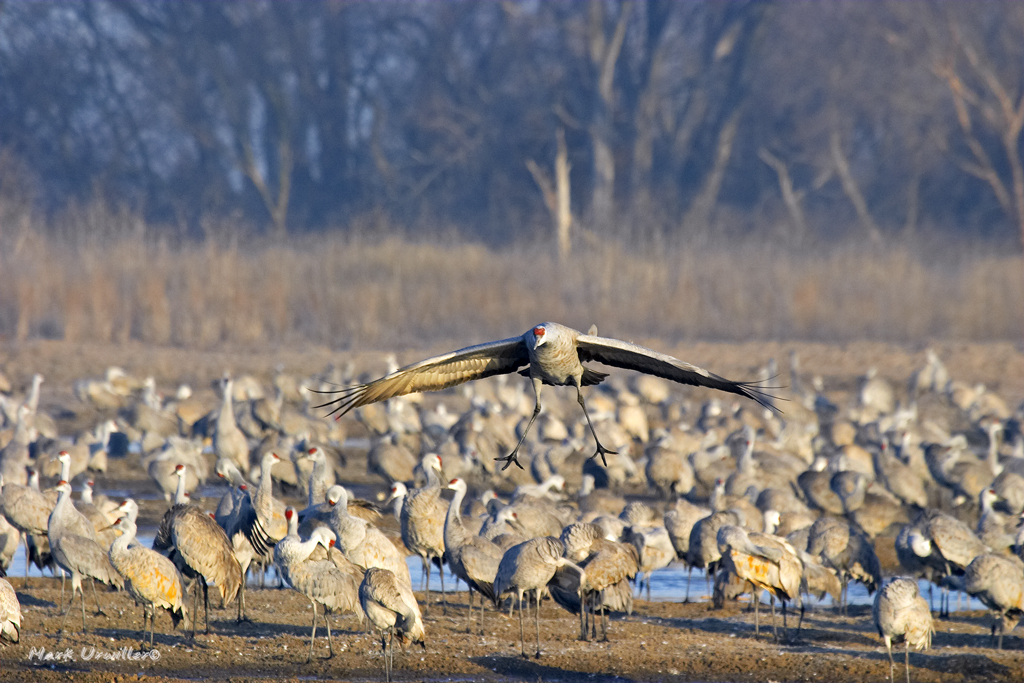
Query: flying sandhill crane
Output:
[[359, 567, 426, 683], [443, 478, 503, 634], [400, 453, 448, 614], [214, 374, 251, 477], [0, 576, 20, 643], [494, 536, 586, 658], [275, 507, 363, 662], [109, 515, 190, 648], [152, 465, 243, 636], [315, 322, 774, 471], [48, 481, 124, 636], [946, 553, 1024, 650], [806, 516, 882, 615], [873, 578, 933, 683]]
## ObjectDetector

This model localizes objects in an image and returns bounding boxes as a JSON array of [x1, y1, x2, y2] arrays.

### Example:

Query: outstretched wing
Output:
[[314, 336, 530, 418], [575, 334, 779, 412]]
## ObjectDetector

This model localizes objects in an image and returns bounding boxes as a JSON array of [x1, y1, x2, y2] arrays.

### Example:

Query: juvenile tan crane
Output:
[[316, 322, 774, 470], [109, 516, 190, 648]]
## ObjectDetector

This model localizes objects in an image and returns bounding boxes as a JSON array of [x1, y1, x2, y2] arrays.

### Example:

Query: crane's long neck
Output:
[[174, 473, 188, 505], [59, 457, 71, 483], [987, 427, 1002, 475], [49, 488, 72, 535], [81, 485, 94, 505], [308, 454, 327, 508], [444, 485, 468, 550], [392, 491, 405, 523], [111, 520, 137, 557], [255, 457, 276, 518], [27, 375, 42, 414]]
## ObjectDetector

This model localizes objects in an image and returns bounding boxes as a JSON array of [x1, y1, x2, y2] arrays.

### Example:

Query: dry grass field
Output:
[[0, 208, 1021, 350]]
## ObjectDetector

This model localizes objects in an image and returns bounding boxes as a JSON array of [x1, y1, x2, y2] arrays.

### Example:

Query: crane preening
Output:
[[315, 322, 777, 470]]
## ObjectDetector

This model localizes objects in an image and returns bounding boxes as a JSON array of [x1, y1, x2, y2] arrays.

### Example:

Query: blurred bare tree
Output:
[[0, 1, 1022, 249]]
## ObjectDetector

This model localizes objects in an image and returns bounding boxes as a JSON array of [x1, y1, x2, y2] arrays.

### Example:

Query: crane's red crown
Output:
[[533, 326, 545, 337], [285, 508, 293, 520]]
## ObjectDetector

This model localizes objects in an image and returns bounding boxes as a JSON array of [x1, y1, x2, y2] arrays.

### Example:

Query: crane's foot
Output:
[[495, 451, 525, 471], [236, 615, 254, 624], [588, 443, 618, 468]]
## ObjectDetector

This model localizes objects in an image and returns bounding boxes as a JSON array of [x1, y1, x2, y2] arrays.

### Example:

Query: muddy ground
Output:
[[2, 578, 1022, 683], [1, 338, 1023, 682]]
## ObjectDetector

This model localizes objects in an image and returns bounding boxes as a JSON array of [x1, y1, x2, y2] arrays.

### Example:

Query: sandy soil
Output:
[[1, 338, 1022, 682]]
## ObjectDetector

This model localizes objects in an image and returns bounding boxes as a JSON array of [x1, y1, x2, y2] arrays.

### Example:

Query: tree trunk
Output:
[[682, 110, 740, 232], [758, 148, 807, 243], [830, 128, 881, 244], [526, 128, 573, 264]]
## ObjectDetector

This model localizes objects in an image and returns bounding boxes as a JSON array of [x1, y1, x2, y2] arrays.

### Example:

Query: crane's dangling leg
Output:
[[904, 638, 911, 683], [574, 383, 617, 467], [496, 379, 543, 471]]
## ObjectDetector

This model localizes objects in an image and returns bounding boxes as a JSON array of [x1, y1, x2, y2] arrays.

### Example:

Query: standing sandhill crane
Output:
[[329, 487, 412, 586], [645, 434, 696, 501], [360, 567, 426, 683], [947, 553, 1024, 649], [153, 466, 244, 636], [918, 509, 988, 617], [664, 498, 710, 603], [806, 516, 882, 615], [0, 405, 32, 486], [873, 578, 933, 683], [48, 481, 124, 636], [494, 536, 586, 659], [0, 471, 57, 585], [214, 374, 251, 477], [224, 451, 285, 588], [400, 453, 448, 613], [0, 576, 20, 643], [275, 507, 363, 662], [623, 524, 675, 601], [717, 524, 803, 641], [109, 516, 189, 648], [555, 523, 639, 641], [687, 510, 741, 595], [443, 478, 503, 634], [315, 323, 774, 471]]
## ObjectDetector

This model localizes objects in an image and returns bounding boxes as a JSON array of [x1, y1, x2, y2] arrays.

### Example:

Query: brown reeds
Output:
[[0, 210, 1020, 349]]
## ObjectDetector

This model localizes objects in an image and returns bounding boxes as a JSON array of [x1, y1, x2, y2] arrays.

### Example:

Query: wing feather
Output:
[[575, 334, 779, 412], [314, 336, 529, 418]]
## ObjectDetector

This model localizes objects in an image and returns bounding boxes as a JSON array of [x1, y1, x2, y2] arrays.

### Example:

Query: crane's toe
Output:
[[495, 453, 525, 471]]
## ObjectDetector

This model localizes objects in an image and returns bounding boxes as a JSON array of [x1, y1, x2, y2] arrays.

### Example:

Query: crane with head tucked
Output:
[[315, 323, 775, 470]]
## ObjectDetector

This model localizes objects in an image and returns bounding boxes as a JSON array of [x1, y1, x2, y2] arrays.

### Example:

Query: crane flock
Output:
[[0, 331, 1022, 682]]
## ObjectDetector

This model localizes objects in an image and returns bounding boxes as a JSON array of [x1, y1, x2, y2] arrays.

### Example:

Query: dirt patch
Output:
[[2, 582, 1022, 683]]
